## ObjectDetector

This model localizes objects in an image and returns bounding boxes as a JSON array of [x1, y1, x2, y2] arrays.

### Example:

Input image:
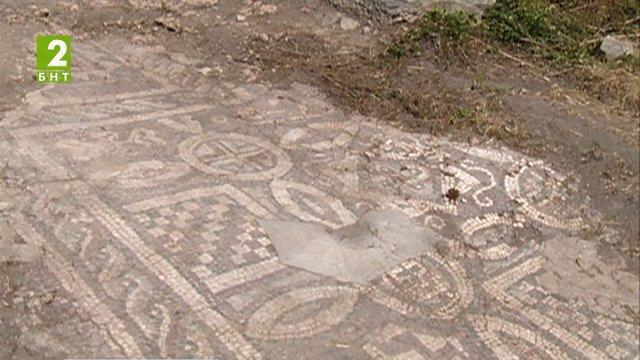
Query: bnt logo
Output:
[[35, 35, 72, 83]]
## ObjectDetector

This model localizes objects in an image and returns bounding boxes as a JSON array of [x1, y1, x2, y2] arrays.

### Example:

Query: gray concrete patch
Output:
[[261, 209, 440, 283]]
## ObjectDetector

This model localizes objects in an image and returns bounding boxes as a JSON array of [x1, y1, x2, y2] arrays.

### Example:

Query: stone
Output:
[[260, 209, 441, 283], [600, 35, 638, 60], [340, 16, 360, 31], [198, 66, 213, 76], [257, 4, 277, 15]]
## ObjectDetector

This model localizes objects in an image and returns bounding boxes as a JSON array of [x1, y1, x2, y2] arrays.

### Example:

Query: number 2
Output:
[[47, 39, 67, 67]]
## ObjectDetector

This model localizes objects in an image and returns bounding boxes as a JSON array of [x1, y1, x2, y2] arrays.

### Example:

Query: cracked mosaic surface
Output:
[[1, 38, 638, 360]]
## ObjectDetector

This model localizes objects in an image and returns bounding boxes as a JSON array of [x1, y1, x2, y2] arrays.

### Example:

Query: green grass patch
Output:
[[387, 9, 475, 58], [450, 107, 476, 126], [382, 1, 639, 112], [483, 0, 640, 65], [387, 0, 639, 67]]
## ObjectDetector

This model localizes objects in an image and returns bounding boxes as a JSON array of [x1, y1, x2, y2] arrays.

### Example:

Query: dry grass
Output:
[[252, 32, 530, 146], [251, 4, 638, 145], [574, 62, 640, 113], [482, 0, 640, 113]]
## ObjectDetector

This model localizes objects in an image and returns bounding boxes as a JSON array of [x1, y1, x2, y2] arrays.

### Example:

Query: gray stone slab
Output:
[[261, 209, 441, 283]]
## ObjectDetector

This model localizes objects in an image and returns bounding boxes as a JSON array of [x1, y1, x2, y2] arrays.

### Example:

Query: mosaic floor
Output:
[[1, 37, 638, 359]]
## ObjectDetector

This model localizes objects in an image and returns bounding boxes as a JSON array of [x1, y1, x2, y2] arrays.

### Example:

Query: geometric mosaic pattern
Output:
[[1, 36, 638, 360]]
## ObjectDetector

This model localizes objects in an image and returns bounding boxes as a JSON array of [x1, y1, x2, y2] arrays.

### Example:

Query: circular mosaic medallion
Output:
[[179, 133, 292, 181]]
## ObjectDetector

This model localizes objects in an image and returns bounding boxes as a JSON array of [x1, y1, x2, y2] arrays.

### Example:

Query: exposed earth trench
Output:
[[0, 1, 638, 359]]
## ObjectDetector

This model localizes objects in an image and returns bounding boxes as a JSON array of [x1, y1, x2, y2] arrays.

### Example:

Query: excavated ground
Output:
[[0, 1, 638, 359]]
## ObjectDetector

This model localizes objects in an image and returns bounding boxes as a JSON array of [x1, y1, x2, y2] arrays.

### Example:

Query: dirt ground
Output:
[[0, 0, 638, 359]]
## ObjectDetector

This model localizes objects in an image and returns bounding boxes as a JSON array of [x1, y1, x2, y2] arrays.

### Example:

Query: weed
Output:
[[482, 0, 560, 44], [450, 107, 475, 126], [483, 0, 640, 65], [387, 9, 475, 58], [445, 187, 461, 201], [422, 9, 474, 40]]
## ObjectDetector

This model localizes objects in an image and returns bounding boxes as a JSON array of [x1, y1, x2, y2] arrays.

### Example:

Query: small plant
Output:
[[450, 107, 475, 125], [482, 0, 559, 44], [387, 9, 475, 59], [387, 38, 411, 59], [420, 9, 474, 41]]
